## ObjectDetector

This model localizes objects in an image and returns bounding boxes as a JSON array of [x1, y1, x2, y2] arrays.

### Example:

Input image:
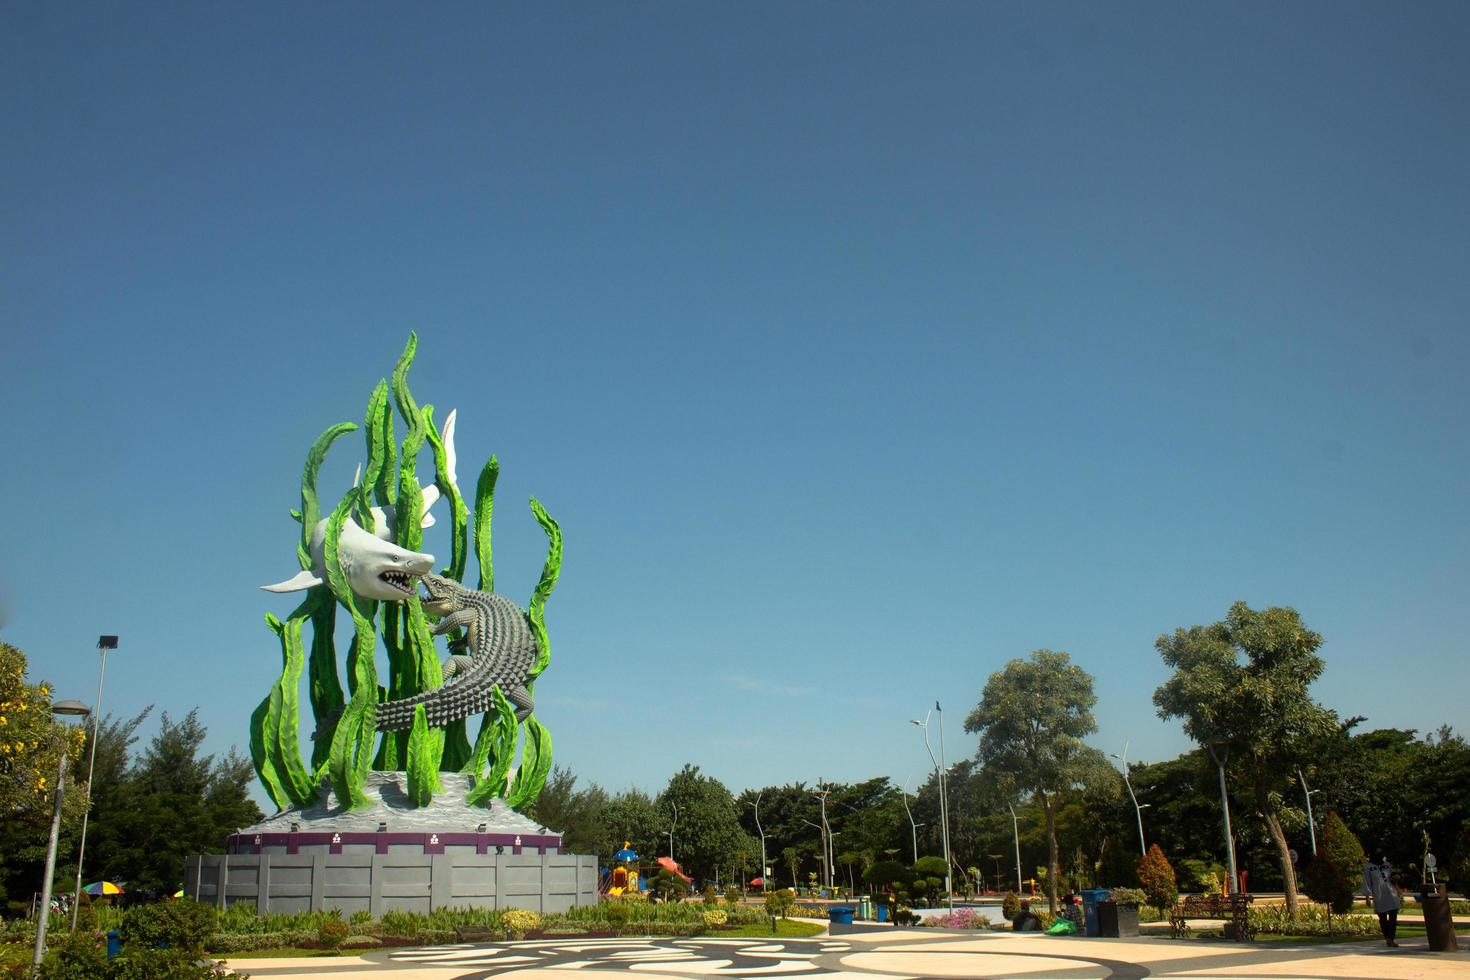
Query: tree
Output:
[[1302, 812, 1364, 925], [0, 642, 87, 904], [528, 766, 612, 858], [89, 709, 261, 894], [1136, 844, 1178, 918], [603, 788, 663, 863], [656, 765, 752, 885], [965, 649, 1108, 911], [0, 642, 84, 816], [1153, 601, 1337, 916]]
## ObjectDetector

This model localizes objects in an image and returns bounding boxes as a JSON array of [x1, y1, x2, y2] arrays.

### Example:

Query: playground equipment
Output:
[[607, 842, 641, 896]]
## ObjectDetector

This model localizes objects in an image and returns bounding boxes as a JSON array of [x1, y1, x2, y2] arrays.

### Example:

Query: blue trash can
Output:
[[876, 903, 889, 923], [828, 906, 854, 926], [106, 930, 121, 959], [1081, 889, 1110, 937]]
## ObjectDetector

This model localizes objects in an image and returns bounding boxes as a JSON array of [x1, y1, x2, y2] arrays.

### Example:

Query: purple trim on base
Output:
[[227, 830, 563, 856]]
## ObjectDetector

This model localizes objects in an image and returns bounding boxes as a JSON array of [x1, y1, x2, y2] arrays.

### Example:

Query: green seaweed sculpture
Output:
[[250, 334, 562, 813]]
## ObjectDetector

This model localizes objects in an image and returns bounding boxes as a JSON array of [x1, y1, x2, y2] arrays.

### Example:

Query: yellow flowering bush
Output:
[[0, 642, 83, 817], [501, 909, 541, 939]]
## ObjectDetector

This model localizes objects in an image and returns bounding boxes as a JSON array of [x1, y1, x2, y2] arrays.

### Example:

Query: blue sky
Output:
[[3, 2, 1467, 812]]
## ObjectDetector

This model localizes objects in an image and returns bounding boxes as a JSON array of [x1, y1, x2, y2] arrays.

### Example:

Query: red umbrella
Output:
[[750, 877, 765, 887]]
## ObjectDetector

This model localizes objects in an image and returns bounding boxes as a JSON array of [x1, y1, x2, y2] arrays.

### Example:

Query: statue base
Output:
[[185, 773, 597, 915]]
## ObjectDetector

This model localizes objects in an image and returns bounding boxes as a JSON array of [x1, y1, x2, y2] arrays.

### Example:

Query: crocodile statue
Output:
[[373, 572, 539, 731]]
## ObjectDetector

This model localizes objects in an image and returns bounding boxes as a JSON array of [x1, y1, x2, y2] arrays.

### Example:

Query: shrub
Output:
[[702, 885, 719, 904], [121, 900, 218, 953], [1137, 845, 1178, 917], [702, 908, 727, 927], [1303, 812, 1365, 916], [927, 908, 989, 929], [763, 890, 794, 919], [1249, 903, 1377, 937], [110, 949, 241, 979], [348, 910, 373, 929], [205, 931, 313, 954], [38, 930, 109, 979], [501, 909, 540, 940], [1001, 891, 1020, 921], [724, 886, 742, 906], [1108, 887, 1147, 906], [317, 918, 349, 950], [604, 902, 633, 929]]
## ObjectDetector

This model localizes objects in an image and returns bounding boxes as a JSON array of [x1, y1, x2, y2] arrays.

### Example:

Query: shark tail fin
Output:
[[261, 570, 325, 593]]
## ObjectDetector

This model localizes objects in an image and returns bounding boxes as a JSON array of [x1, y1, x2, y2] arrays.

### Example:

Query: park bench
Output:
[[1170, 893, 1254, 940]]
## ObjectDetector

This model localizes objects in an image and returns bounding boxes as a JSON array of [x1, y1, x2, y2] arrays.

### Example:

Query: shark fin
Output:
[[261, 570, 325, 593]]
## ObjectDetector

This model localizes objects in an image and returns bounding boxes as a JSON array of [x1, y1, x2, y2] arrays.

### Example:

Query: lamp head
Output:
[[97, 635, 119, 650], [52, 700, 91, 717]]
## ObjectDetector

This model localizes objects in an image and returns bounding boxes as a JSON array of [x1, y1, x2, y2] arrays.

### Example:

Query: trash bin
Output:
[[1419, 883, 1460, 952], [828, 906, 854, 926], [1097, 900, 1138, 938], [106, 930, 121, 959], [857, 896, 872, 920], [1081, 889, 1110, 937], [875, 903, 889, 923]]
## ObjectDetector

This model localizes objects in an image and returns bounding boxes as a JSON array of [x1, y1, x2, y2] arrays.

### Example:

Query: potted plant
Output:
[[1099, 887, 1144, 937]]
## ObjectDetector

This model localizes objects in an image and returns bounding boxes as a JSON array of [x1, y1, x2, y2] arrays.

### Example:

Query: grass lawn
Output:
[[216, 947, 352, 959], [720, 920, 826, 938]]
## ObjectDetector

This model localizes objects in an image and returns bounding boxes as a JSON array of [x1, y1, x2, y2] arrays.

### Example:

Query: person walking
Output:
[[1362, 847, 1402, 947]]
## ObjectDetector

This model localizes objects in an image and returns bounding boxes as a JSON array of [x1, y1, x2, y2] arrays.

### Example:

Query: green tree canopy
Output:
[[965, 649, 1107, 911], [657, 764, 753, 885], [1153, 601, 1337, 915]]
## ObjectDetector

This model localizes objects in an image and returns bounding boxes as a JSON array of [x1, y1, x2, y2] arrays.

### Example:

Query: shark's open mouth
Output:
[[378, 570, 418, 596]]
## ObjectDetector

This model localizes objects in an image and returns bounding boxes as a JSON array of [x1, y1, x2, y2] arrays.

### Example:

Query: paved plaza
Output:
[[226, 921, 1470, 979]]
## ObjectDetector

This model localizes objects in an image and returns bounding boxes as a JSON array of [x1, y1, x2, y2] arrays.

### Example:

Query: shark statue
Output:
[[261, 410, 459, 602]]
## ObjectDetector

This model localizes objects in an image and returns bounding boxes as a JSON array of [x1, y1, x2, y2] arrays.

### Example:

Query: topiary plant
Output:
[[1001, 890, 1020, 921], [1136, 844, 1178, 918], [1302, 811, 1365, 930]]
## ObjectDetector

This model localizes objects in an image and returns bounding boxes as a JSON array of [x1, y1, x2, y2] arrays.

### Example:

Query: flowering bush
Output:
[[926, 908, 990, 929], [702, 908, 727, 927], [501, 909, 540, 939]]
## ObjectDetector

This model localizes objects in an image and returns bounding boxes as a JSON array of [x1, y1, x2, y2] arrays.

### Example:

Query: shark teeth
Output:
[[379, 570, 416, 594]]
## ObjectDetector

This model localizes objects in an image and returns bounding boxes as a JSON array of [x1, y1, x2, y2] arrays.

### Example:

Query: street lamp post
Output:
[[1110, 743, 1148, 856], [33, 700, 91, 976], [1207, 739, 1239, 891], [911, 705, 953, 911], [748, 793, 769, 893], [71, 635, 117, 932], [900, 779, 921, 863], [1008, 803, 1022, 894], [664, 803, 678, 864], [813, 786, 833, 890], [1297, 770, 1319, 855], [988, 854, 1003, 894], [799, 819, 829, 891]]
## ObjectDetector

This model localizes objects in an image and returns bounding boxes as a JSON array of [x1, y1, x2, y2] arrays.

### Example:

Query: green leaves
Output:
[[406, 704, 441, 807]]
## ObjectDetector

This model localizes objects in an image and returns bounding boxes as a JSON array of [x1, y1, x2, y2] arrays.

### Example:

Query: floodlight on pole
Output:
[[71, 635, 118, 932], [34, 700, 90, 976]]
